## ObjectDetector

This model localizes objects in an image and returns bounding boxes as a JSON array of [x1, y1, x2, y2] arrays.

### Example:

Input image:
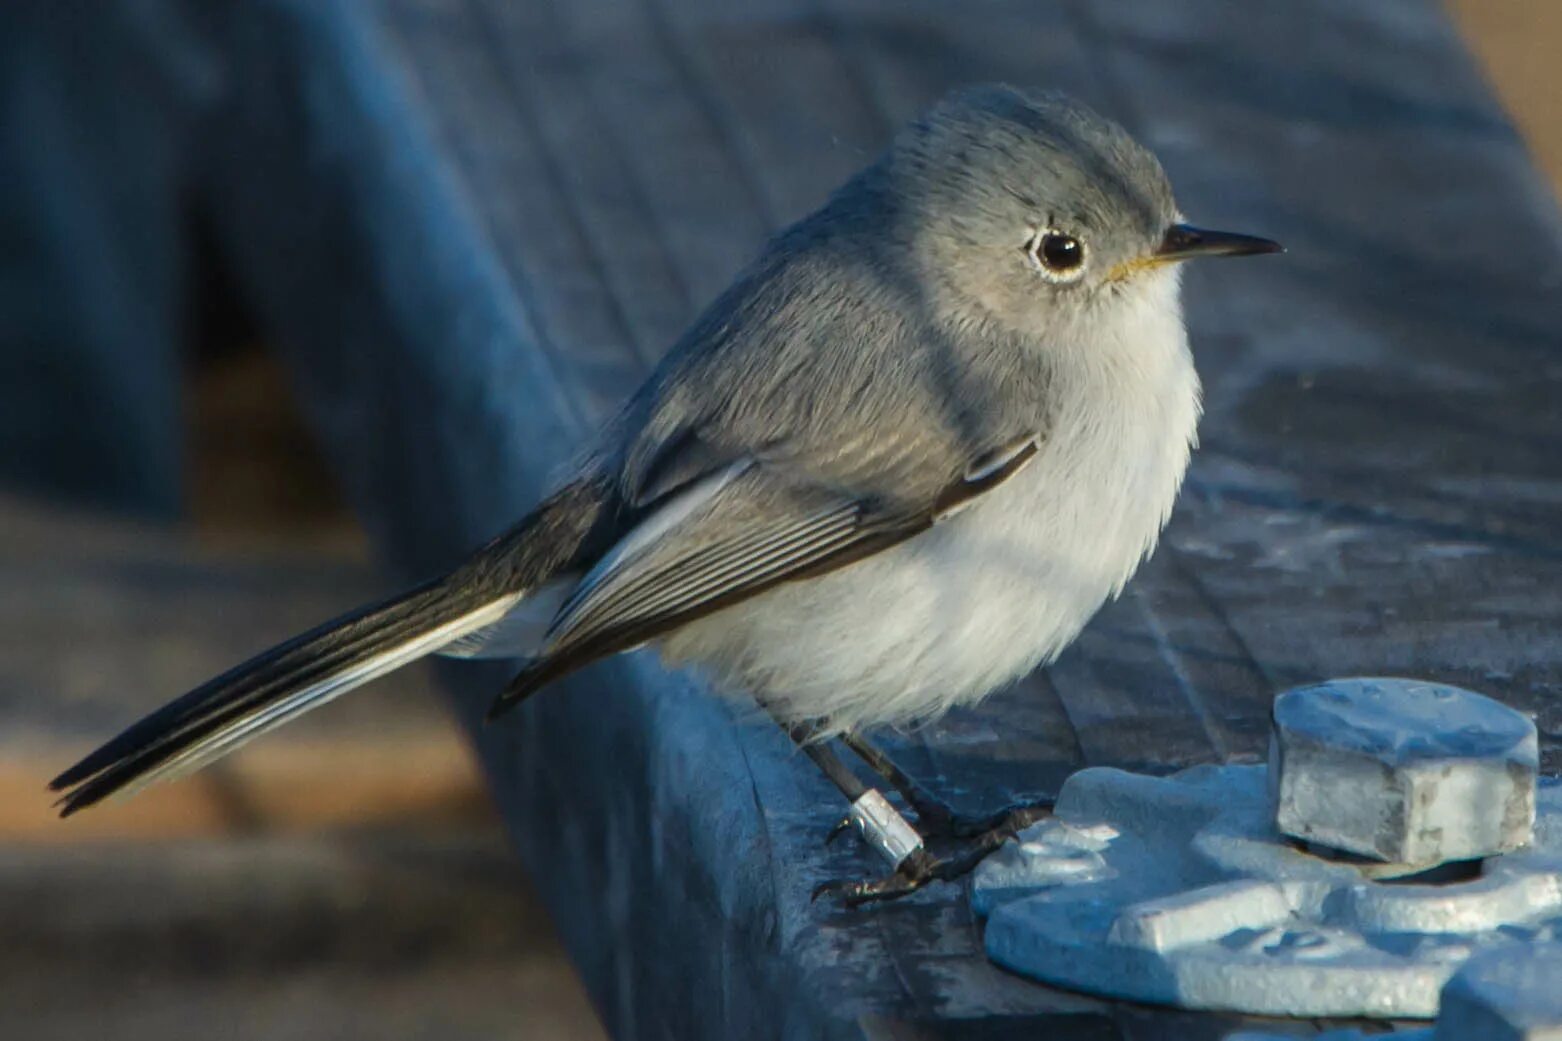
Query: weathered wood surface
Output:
[[194, 0, 1562, 1037]]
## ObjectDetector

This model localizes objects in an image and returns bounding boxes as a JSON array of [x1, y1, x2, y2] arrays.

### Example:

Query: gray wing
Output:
[[487, 435, 1039, 714]]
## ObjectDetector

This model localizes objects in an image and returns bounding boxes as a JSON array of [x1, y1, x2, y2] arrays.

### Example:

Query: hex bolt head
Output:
[[1436, 944, 1562, 1041], [1269, 678, 1537, 865]]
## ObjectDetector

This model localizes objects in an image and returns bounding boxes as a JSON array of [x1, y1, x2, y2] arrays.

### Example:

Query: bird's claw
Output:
[[813, 848, 932, 905], [813, 816, 1034, 907], [942, 802, 1053, 840], [906, 797, 1052, 841], [814, 790, 1054, 905]]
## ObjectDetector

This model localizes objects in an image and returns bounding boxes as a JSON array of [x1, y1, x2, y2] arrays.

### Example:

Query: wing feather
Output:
[[486, 433, 1041, 718], [546, 493, 863, 654]]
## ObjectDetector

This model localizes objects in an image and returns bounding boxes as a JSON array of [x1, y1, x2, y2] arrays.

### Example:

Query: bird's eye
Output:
[[1040, 234, 1082, 271], [1024, 229, 1087, 282]]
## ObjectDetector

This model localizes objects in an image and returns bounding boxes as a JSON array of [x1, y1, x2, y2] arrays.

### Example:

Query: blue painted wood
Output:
[[180, 0, 1562, 1037]]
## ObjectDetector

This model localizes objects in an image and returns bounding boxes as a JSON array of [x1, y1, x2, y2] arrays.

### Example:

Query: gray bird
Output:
[[51, 85, 1279, 903]]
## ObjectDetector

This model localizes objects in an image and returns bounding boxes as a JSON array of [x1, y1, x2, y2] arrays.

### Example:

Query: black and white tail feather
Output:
[[49, 477, 613, 817], [49, 580, 511, 814]]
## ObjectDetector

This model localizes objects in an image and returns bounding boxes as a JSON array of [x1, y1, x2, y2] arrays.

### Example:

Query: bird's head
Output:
[[877, 85, 1280, 339]]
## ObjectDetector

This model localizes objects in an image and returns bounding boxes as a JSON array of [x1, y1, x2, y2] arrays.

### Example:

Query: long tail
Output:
[[48, 577, 520, 816], [50, 477, 613, 817]]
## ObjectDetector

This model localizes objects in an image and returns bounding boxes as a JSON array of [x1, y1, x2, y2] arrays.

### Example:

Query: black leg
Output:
[[770, 717, 1055, 907], [812, 829, 1015, 907], [776, 718, 927, 873], [789, 723, 867, 803], [839, 730, 960, 835], [839, 729, 1053, 839], [814, 730, 1055, 906]]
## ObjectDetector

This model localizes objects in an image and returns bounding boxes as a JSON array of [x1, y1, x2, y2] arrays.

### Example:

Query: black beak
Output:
[[1155, 223, 1283, 261]]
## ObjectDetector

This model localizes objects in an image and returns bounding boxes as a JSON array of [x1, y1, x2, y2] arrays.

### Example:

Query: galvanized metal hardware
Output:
[[1226, 944, 1562, 1040], [1270, 679, 1537, 866], [974, 679, 1557, 1020]]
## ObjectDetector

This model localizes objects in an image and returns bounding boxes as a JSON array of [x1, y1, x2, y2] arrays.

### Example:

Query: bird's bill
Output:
[[1154, 223, 1283, 261]]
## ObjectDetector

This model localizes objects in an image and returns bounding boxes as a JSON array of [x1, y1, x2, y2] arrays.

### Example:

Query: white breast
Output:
[[662, 271, 1201, 734]]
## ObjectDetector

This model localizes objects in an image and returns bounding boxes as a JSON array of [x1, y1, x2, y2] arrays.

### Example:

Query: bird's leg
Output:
[[811, 731, 1055, 906], [778, 725, 1053, 908], [839, 730, 960, 835], [784, 724, 1000, 905], [813, 827, 1017, 907], [839, 730, 1053, 840], [782, 722, 926, 874], [811, 787, 1051, 908]]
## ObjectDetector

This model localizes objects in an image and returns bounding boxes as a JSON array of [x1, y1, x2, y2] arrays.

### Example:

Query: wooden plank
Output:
[[495, 0, 772, 325], [470, 0, 688, 366], [379, 0, 643, 426], [648, 0, 894, 227]]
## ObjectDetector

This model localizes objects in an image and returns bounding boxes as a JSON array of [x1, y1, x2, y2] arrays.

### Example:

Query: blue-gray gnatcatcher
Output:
[[52, 85, 1279, 902]]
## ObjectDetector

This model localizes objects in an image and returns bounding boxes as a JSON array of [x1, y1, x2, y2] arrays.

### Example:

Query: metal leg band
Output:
[[849, 788, 924, 868]]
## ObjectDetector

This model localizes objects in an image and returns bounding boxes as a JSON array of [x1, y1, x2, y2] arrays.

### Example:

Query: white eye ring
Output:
[[1023, 227, 1088, 283]]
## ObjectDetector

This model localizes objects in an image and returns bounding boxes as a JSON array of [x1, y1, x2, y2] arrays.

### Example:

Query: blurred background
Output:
[[0, 2, 1555, 1039]]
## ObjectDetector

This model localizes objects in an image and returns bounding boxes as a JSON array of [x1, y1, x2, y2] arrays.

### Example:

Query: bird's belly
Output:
[[659, 453, 1175, 733]]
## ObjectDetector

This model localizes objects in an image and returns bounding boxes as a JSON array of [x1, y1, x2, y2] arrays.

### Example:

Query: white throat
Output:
[[1042, 267, 1201, 591]]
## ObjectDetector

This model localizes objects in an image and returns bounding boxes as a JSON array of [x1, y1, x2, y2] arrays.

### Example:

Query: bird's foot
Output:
[[814, 828, 1013, 907], [824, 797, 1052, 846], [816, 799, 1052, 907], [904, 796, 1053, 841]]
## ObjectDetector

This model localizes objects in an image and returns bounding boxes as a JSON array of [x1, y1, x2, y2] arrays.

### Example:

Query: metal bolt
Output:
[[1269, 678, 1537, 865]]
